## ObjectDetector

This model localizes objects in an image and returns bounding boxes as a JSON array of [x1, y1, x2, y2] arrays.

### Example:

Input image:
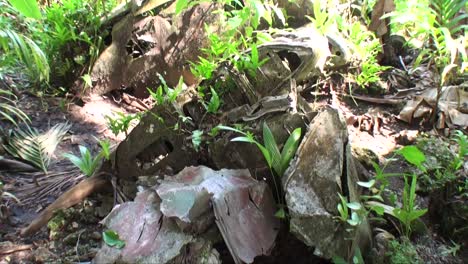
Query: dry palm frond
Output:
[[2, 162, 84, 206], [3, 122, 71, 173], [14, 165, 84, 206], [0, 88, 30, 125]]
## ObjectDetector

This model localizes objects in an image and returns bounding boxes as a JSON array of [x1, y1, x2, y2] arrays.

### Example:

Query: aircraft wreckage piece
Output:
[[283, 108, 372, 259], [94, 166, 278, 264]]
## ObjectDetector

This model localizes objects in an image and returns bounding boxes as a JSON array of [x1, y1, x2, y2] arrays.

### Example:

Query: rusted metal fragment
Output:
[[283, 107, 371, 259], [113, 102, 198, 185], [88, 3, 221, 97], [213, 180, 278, 264], [94, 190, 195, 263], [157, 166, 279, 264]]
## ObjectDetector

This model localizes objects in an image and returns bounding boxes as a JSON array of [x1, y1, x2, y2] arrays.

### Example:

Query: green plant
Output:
[[63, 140, 110, 177], [98, 138, 111, 160], [393, 173, 428, 237], [344, 21, 390, 89], [0, 29, 50, 84], [191, 130, 203, 152], [148, 75, 183, 105], [203, 87, 221, 114], [306, 0, 336, 35], [431, 0, 467, 36], [3, 123, 70, 173], [218, 123, 302, 176], [353, 146, 428, 238], [6, 0, 41, 19], [0, 88, 29, 125], [335, 193, 363, 227], [177, 0, 276, 88], [218, 123, 302, 218], [105, 112, 142, 137], [451, 130, 467, 170], [388, 0, 467, 86], [103, 229, 125, 249], [387, 237, 422, 264], [413, 132, 467, 191], [441, 240, 461, 257]]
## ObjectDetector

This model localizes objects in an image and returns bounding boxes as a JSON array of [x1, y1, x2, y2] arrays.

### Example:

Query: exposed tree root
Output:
[[20, 173, 109, 237]]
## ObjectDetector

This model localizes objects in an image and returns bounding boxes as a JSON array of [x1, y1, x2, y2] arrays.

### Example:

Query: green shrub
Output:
[[387, 237, 423, 264]]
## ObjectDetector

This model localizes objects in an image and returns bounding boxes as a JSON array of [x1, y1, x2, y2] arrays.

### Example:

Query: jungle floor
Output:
[[0, 88, 466, 263]]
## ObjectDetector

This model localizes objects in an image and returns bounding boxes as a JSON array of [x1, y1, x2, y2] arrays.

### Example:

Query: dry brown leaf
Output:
[[369, 0, 396, 37]]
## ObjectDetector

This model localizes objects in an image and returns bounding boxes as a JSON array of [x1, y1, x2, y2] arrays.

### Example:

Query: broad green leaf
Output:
[[81, 74, 92, 88], [262, 123, 281, 175], [337, 193, 349, 219], [98, 139, 111, 160], [207, 87, 220, 113], [337, 203, 345, 216], [103, 230, 125, 249], [370, 205, 385, 216], [231, 136, 256, 144], [408, 209, 427, 222], [347, 212, 360, 226], [366, 201, 396, 217], [217, 125, 246, 135], [353, 247, 365, 264], [175, 0, 189, 15], [346, 202, 362, 210], [250, 44, 259, 65], [256, 143, 272, 168], [357, 180, 375, 188], [274, 208, 286, 219], [227, 16, 243, 30], [63, 153, 84, 169], [64, 145, 101, 177], [279, 127, 301, 175], [396, 145, 426, 169], [7, 0, 42, 19]]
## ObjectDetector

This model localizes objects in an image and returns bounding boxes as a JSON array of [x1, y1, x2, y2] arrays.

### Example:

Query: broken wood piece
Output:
[[20, 174, 109, 237], [0, 157, 37, 172], [0, 244, 33, 255]]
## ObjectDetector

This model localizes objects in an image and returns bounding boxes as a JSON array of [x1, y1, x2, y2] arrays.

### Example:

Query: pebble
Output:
[[90, 231, 102, 241]]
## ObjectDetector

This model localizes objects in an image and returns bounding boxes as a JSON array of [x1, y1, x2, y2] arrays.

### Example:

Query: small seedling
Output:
[[203, 87, 221, 114], [392, 173, 428, 237], [335, 193, 363, 227], [218, 123, 302, 177], [105, 112, 141, 137], [191, 130, 203, 152], [103, 229, 125, 249], [63, 145, 101, 177]]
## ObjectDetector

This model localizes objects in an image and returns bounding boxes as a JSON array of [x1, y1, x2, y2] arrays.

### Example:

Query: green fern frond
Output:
[[430, 0, 468, 35], [0, 29, 50, 84], [3, 123, 71, 173]]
